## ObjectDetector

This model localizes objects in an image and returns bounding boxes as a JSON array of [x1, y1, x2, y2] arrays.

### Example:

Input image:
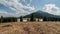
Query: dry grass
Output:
[[0, 21, 60, 34]]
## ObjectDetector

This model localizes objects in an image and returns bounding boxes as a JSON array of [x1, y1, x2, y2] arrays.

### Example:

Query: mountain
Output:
[[23, 10, 60, 18]]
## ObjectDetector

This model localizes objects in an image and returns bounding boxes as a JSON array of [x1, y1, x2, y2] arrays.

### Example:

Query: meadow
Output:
[[0, 21, 60, 34]]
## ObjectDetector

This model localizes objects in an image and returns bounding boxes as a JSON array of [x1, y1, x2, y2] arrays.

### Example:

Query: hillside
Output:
[[23, 10, 60, 18], [0, 22, 60, 34]]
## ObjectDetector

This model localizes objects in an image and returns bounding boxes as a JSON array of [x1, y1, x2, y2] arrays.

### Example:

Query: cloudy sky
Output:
[[0, 0, 60, 17]]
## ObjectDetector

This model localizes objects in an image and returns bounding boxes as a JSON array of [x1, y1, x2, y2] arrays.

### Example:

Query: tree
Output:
[[27, 18, 30, 21], [38, 18, 39, 22], [30, 13, 34, 21], [1, 16, 3, 23], [20, 16, 23, 22]]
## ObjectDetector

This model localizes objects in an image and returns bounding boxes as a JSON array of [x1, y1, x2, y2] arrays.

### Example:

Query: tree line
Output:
[[0, 13, 38, 23], [0, 14, 60, 23], [0, 16, 17, 23], [43, 17, 60, 21]]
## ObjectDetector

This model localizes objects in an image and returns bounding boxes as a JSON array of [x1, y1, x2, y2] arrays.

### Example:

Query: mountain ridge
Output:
[[23, 10, 60, 18]]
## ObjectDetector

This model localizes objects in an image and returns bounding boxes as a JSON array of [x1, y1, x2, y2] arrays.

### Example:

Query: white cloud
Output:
[[23, 0, 32, 2], [0, 10, 8, 14], [21, 0, 32, 6], [0, 0, 35, 16], [42, 4, 60, 15], [0, 10, 15, 17]]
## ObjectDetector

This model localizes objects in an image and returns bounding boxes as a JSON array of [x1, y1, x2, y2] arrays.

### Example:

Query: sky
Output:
[[0, 0, 60, 17]]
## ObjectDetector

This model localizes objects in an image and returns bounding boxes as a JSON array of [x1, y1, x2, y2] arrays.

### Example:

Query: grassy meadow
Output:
[[0, 21, 60, 34]]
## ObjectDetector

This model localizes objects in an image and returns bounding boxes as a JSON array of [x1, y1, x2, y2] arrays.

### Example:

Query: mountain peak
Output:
[[23, 10, 60, 18]]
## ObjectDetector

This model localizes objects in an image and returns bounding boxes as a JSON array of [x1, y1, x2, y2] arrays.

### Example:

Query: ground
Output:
[[0, 21, 60, 34]]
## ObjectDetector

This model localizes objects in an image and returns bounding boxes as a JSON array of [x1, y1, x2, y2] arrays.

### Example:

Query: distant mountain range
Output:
[[23, 10, 60, 18]]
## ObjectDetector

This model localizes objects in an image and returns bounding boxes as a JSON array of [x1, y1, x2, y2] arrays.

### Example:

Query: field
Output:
[[0, 21, 60, 34]]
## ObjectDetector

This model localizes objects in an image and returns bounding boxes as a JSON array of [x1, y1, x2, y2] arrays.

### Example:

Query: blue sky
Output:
[[0, 0, 60, 17], [0, 3, 15, 13], [30, 0, 60, 9]]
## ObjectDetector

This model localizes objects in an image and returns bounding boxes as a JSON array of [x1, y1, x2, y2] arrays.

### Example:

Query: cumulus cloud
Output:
[[0, 0, 35, 16], [42, 4, 60, 15]]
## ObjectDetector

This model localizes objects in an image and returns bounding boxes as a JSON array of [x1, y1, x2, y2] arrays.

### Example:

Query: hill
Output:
[[23, 10, 60, 18]]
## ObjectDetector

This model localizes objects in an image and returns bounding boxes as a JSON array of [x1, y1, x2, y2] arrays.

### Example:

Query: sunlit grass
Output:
[[0, 22, 60, 34]]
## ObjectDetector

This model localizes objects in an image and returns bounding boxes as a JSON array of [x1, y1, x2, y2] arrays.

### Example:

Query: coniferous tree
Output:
[[38, 18, 39, 22], [30, 13, 34, 21], [20, 16, 23, 22], [27, 19, 29, 22], [1, 16, 3, 23]]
